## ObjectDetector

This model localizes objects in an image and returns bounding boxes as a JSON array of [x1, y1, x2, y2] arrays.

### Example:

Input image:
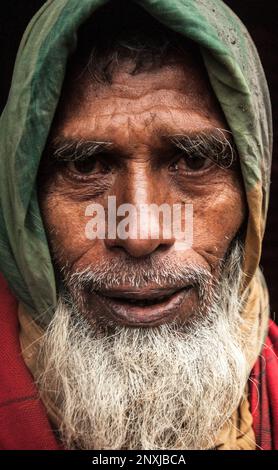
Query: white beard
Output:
[[34, 240, 251, 450]]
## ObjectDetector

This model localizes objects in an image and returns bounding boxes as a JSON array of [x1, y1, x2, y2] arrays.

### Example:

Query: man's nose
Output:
[[106, 235, 174, 258], [104, 167, 175, 257]]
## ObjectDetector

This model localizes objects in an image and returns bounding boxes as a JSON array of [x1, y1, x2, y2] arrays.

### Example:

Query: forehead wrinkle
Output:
[[60, 60, 222, 121], [59, 108, 222, 149]]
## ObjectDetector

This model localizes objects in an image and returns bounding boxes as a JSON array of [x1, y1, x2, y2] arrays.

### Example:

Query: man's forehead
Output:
[[77, 63, 205, 96], [51, 112, 228, 150], [53, 62, 226, 142]]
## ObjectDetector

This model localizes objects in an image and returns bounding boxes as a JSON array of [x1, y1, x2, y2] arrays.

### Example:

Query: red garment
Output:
[[249, 319, 278, 449], [0, 272, 277, 450], [0, 273, 61, 450]]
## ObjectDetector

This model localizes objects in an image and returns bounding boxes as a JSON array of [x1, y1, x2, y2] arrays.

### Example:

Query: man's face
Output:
[[36, 46, 251, 450], [39, 51, 246, 328]]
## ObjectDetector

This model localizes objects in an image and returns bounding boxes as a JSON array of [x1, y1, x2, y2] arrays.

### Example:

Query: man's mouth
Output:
[[93, 285, 194, 326]]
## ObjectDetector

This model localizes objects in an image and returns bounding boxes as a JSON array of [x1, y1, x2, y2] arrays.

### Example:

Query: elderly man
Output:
[[0, 0, 277, 451]]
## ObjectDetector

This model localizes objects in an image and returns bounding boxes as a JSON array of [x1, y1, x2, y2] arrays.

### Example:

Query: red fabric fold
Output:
[[0, 272, 277, 450], [0, 273, 60, 450], [249, 319, 278, 450]]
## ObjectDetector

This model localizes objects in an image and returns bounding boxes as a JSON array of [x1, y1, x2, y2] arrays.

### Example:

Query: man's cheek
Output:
[[41, 195, 98, 267], [191, 190, 245, 260]]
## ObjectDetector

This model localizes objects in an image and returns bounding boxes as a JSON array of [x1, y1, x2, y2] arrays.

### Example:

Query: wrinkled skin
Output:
[[38, 51, 246, 328]]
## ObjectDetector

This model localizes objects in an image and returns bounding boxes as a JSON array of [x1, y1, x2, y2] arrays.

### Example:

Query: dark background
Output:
[[0, 1, 277, 319]]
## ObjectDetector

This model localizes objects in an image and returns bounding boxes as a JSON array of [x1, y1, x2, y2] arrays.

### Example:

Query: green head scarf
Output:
[[0, 0, 272, 328]]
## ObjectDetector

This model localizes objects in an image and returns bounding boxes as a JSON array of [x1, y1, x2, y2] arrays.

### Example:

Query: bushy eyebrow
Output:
[[47, 128, 237, 169], [166, 128, 237, 169], [47, 138, 114, 161]]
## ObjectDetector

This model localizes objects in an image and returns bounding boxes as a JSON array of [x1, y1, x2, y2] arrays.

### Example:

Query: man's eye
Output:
[[67, 158, 109, 175], [170, 153, 213, 172]]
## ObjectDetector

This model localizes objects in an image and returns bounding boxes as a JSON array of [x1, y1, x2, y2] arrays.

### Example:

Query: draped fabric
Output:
[[0, 274, 60, 450], [250, 321, 278, 450]]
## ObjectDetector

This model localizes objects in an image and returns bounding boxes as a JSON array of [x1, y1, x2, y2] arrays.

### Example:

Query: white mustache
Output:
[[65, 258, 213, 295]]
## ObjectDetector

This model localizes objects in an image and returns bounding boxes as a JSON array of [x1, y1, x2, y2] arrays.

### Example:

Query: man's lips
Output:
[[93, 285, 194, 326]]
